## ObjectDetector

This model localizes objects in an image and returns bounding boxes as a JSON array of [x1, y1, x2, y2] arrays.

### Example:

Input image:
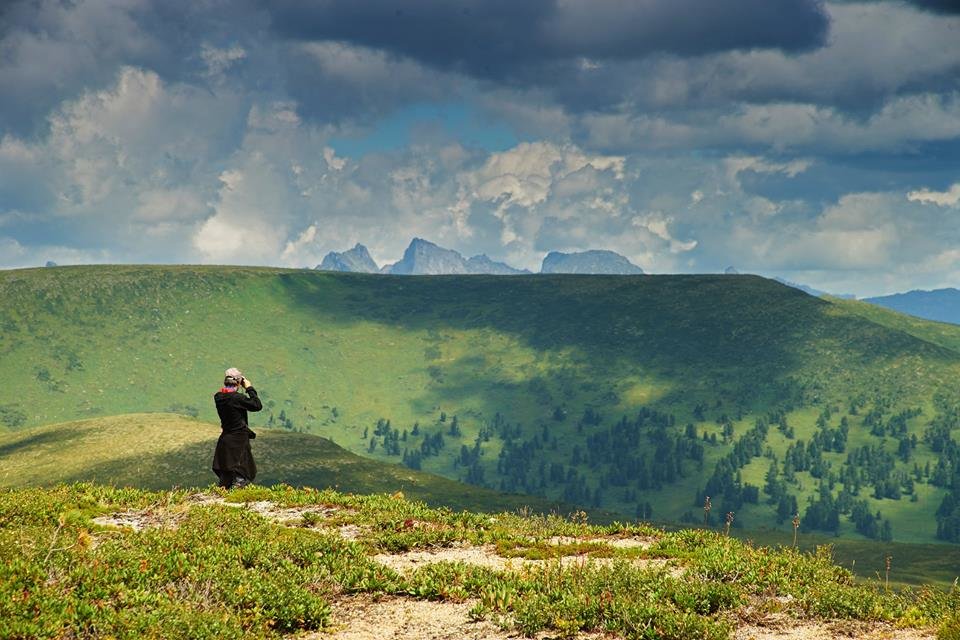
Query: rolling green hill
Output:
[[828, 296, 960, 354], [2, 265, 960, 544], [0, 413, 568, 514]]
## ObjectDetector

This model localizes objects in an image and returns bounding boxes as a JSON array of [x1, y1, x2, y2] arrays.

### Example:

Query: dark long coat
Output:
[[212, 386, 262, 482]]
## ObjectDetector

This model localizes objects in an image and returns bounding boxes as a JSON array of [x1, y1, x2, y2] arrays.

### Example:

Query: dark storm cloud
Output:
[[905, 0, 960, 13], [0, 0, 268, 136], [265, 0, 830, 80]]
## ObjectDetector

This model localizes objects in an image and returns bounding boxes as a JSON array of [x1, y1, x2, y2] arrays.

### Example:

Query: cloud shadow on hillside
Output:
[[277, 272, 959, 410]]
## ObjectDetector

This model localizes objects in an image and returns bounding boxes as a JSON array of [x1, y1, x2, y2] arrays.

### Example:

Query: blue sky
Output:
[[0, 0, 959, 296], [328, 103, 519, 157]]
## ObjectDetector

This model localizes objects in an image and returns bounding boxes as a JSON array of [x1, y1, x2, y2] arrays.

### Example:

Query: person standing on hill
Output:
[[212, 367, 262, 489]]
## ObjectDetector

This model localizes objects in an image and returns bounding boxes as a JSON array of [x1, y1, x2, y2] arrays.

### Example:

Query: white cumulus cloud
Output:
[[907, 183, 960, 207]]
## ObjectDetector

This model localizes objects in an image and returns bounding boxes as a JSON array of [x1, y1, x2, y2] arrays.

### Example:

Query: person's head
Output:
[[224, 367, 244, 388]]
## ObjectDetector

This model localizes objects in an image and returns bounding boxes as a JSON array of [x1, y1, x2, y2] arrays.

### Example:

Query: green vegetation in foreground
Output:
[[3, 266, 960, 544], [0, 413, 569, 515], [2, 484, 959, 640], [2, 413, 956, 588], [731, 528, 960, 590]]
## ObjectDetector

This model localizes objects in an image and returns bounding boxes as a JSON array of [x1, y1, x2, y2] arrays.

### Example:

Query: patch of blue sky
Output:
[[329, 102, 519, 157]]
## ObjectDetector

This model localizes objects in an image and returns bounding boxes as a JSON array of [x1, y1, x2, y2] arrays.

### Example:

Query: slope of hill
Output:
[[0, 413, 568, 514], [827, 297, 960, 354], [2, 416, 956, 589], [866, 288, 960, 325], [1, 265, 959, 543], [2, 483, 958, 640]]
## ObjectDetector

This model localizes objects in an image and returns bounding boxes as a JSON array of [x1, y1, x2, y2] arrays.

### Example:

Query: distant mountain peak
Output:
[[386, 238, 470, 275], [383, 239, 530, 275], [541, 250, 644, 275], [724, 266, 740, 275], [316, 244, 379, 273], [320, 239, 646, 276]]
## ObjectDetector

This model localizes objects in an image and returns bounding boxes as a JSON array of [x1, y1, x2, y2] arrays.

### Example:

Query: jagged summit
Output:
[[381, 239, 529, 275], [317, 243, 379, 273], [385, 238, 470, 275], [317, 238, 643, 276], [541, 249, 644, 274], [319, 238, 644, 275]]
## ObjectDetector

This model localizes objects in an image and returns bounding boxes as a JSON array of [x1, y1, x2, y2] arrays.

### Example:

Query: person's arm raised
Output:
[[239, 379, 263, 411]]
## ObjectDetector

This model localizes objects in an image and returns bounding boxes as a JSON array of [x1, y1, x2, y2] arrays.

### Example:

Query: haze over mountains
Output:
[[866, 289, 960, 326], [727, 266, 958, 326], [317, 238, 642, 275]]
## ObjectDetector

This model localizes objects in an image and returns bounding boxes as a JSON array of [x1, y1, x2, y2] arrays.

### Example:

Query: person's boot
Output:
[[231, 475, 250, 489]]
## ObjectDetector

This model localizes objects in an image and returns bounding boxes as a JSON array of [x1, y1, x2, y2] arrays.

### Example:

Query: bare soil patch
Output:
[[299, 595, 617, 640], [92, 493, 348, 533], [373, 542, 673, 575], [91, 509, 174, 532], [231, 499, 342, 525], [331, 523, 365, 540], [545, 535, 655, 550], [605, 536, 656, 549], [305, 596, 508, 640], [734, 615, 934, 640]]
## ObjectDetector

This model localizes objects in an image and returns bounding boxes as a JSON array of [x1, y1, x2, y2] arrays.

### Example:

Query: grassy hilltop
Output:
[[2, 483, 959, 640], [0, 413, 570, 515], [2, 265, 960, 544]]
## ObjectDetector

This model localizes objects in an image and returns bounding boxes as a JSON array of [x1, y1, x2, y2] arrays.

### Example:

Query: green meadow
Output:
[[0, 413, 569, 515], [1, 414, 956, 589], [2, 265, 960, 548]]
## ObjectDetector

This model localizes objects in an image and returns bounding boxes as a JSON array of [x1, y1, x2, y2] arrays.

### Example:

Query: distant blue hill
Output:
[[865, 288, 960, 325]]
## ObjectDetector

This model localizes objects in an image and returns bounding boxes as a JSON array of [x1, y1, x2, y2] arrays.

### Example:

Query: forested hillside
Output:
[[2, 266, 960, 543]]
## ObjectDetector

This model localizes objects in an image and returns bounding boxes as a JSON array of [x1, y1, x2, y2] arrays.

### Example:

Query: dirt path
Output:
[[306, 596, 509, 640], [304, 595, 616, 640], [734, 618, 934, 640]]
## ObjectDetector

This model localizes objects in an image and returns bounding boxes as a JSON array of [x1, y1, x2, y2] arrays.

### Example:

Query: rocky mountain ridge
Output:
[[316, 238, 640, 275]]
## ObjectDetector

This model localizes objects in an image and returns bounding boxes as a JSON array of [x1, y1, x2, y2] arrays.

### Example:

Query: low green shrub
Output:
[[939, 614, 960, 640], [0, 484, 950, 639]]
